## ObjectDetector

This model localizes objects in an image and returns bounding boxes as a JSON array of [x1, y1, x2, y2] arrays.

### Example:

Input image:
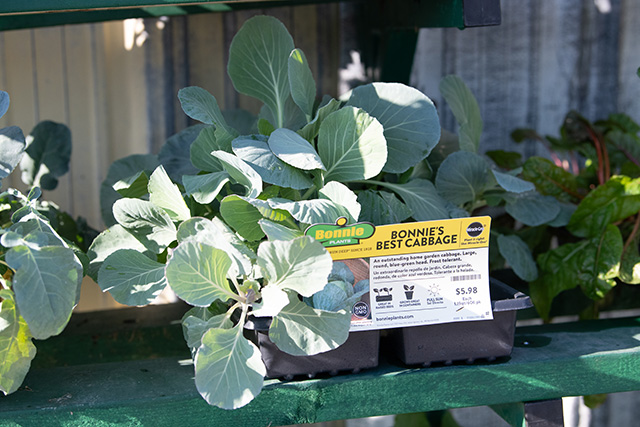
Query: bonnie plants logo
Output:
[[305, 217, 375, 247], [466, 222, 484, 237]]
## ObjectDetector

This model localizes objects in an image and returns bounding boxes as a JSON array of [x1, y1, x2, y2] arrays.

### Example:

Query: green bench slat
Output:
[[2, 317, 640, 426]]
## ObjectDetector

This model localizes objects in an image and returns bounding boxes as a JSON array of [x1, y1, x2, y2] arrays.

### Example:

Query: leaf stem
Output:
[[301, 185, 317, 201], [237, 301, 250, 331], [586, 125, 609, 184]]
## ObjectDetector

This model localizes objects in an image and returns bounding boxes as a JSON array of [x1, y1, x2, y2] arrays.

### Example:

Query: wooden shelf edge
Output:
[[1, 317, 640, 426]]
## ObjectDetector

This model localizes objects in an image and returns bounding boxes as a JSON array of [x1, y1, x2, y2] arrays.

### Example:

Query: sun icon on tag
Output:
[[428, 283, 440, 297]]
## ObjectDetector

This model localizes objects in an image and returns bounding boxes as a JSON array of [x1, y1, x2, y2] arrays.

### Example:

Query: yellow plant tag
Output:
[[306, 216, 493, 331]]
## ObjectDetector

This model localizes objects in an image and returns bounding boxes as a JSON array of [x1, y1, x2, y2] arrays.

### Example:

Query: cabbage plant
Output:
[[88, 15, 446, 409], [0, 92, 86, 395]]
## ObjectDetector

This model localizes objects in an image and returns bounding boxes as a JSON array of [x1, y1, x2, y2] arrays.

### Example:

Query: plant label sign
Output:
[[306, 216, 493, 331]]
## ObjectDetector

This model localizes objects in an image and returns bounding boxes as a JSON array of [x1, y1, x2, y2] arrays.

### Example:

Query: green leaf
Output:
[[568, 176, 640, 238], [177, 217, 255, 277], [87, 224, 153, 282], [190, 126, 227, 172], [269, 293, 351, 356], [148, 166, 191, 221], [19, 121, 71, 190], [435, 151, 490, 205], [439, 75, 482, 152], [251, 285, 290, 317], [212, 150, 262, 198], [259, 96, 306, 131], [257, 236, 333, 296], [7, 245, 81, 340], [485, 150, 523, 170], [497, 234, 538, 282], [219, 195, 266, 242], [112, 170, 150, 199], [269, 128, 325, 171], [195, 326, 266, 409], [620, 230, 640, 284], [258, 118, 276, 136], [532, 225, 622, 319], [258, 219, 303, 241], [288, 48, 316, 118], [183, 172, 230, 204], [492, 170, 535, 193], [347, 82, 440, 173], [318, 106, 387, 182], [522, 157, 580, 203], [504, 191, 561, 227], [377, 179, 449, 221], [606, 130, 640, 169], [165, 241, 234, 306], [0, 126, 25, 182], [158, 125, 203, 182], [297, 98, 341, 142], [0, 289, 36, 396], [547, 201, 577, 227], [318, 181, 361, 222], [357, 190, 413, 225], [267, 197, 353, 225], [100, 154, 160, 227], [183, 311, 233, 351], [112, 199, 177, 254], [178, 87, 238, 147], [232, 135, 313, 190], [9, 214, 66, 247], [98, 249, 168, 306], [228, 15, 294, 128]]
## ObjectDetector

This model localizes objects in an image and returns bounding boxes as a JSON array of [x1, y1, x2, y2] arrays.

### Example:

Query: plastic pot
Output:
[[388, 277, 533, 366], [244, 317, 380, 380]]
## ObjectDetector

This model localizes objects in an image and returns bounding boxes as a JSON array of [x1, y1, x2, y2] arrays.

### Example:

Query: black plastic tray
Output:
[[388, 277, 533, 366], [244, 317, 380, 380]]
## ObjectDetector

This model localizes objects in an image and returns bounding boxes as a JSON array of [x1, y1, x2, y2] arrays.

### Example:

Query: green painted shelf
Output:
[[1, 302, 640, 426], [0, 0, 501, 32]]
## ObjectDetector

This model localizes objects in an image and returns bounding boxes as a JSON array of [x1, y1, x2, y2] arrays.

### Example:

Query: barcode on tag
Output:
[[451, 274, 482, 282]]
